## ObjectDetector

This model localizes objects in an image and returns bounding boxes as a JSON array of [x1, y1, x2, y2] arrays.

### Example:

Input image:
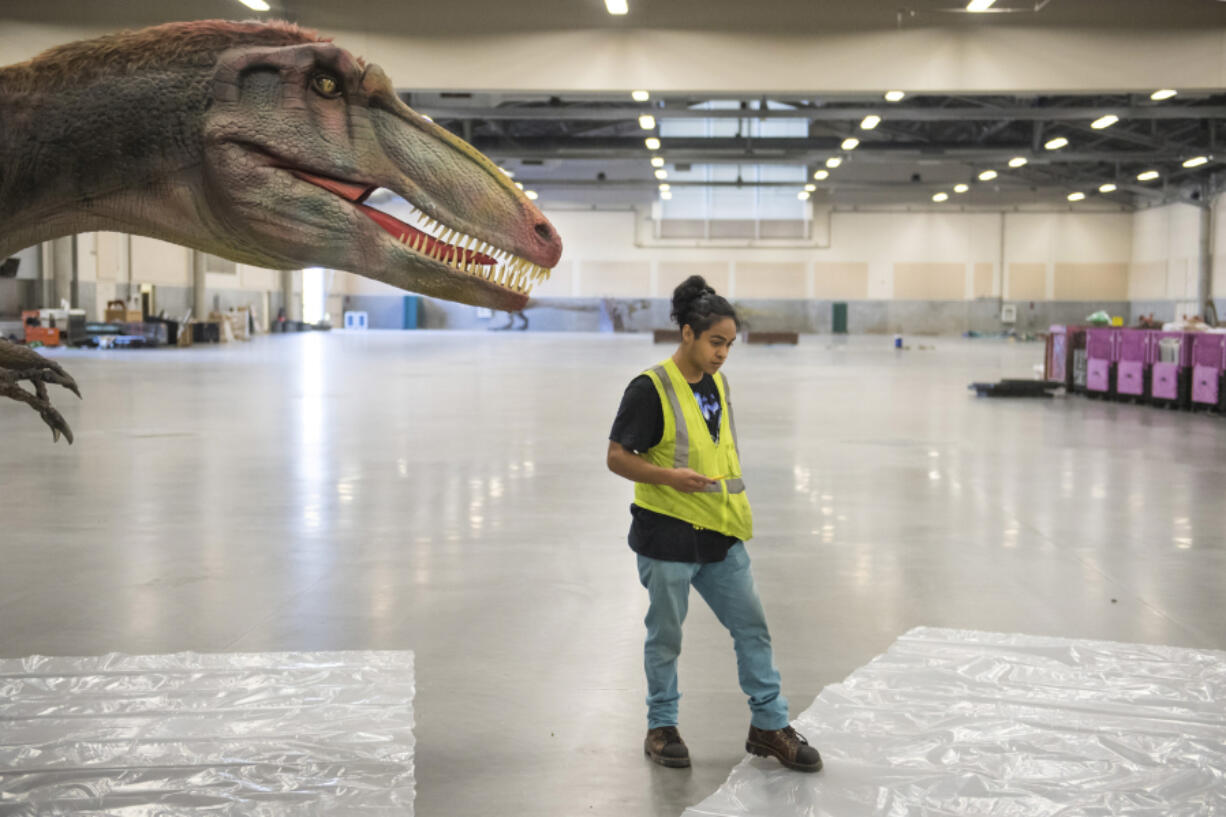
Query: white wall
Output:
[[339, 206, 1129, 303], [1129, 200, 1208, 314], [37, 205, 1207, 315], [3, 22, 1224, 94]]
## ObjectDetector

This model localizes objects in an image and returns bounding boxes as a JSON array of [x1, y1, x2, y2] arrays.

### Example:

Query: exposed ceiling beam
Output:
[[474, 137, 1192, 164]]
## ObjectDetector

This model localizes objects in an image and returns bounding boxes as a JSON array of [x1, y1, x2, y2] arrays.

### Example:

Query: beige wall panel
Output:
[[1007, 263, 1046, 300], [1053, 263, 1127, 301], [893, 262, 965, 300], [735, 262, 807, 299], [94, 232, 122, 283], [973, 263, 994, 298], [581, 261, 651, 297], [130, 237, 190, 287], [812, 262, 869, 299], [530, 260, 575, 298], [658, 262, 729, 299], [1128, 261, 1166, 300]]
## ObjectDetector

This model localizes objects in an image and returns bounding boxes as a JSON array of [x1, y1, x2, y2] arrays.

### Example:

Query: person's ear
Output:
[[681, 325, 694, 343]]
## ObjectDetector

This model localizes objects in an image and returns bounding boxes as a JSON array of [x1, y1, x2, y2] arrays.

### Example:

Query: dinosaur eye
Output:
[[311, 73, 342, 98]]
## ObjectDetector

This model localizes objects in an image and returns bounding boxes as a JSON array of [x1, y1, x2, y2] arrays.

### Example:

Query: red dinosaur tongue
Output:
[[289, 169, 495, 266]]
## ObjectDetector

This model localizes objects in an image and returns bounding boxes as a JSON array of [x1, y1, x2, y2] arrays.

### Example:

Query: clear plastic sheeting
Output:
[[684, 627, 1226, 817], [0, 650, 415, 816]]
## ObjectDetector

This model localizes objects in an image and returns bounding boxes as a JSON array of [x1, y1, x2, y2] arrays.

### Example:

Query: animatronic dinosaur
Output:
[[0, 20, 562, 443]]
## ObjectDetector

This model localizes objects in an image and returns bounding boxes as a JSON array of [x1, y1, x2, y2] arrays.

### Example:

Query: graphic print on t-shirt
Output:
[[693, 383, 721, 442]]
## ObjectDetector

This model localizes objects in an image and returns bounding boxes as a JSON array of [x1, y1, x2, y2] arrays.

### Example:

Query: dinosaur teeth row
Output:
[[409, 212, 549, 296]]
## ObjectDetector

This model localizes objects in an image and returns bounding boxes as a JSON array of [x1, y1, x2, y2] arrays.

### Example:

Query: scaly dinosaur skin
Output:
[[0, 20, 562, 443]]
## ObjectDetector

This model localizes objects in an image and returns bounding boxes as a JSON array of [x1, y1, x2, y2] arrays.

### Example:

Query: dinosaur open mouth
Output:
[[290, 169, 550, 296]]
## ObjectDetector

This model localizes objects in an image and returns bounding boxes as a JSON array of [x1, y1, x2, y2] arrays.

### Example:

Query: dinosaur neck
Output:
[[0, 66, 209, 258]]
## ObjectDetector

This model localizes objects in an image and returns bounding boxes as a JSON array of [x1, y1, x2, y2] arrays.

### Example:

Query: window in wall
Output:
[[656, 102, 810, 240]]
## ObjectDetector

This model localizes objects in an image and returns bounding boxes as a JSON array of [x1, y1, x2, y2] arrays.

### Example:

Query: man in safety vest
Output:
[[606, 275, 822, 773]]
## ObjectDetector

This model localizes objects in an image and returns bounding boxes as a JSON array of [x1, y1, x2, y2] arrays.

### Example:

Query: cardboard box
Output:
[[104, 300, 142, 323]]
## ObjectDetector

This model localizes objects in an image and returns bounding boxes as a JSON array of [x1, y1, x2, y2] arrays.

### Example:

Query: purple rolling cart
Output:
[[1190, 334, 1226, 410], [1114, 329, 1149, 399], [1084, 328, 1117, 396], [1150, 332, 1193, 408]]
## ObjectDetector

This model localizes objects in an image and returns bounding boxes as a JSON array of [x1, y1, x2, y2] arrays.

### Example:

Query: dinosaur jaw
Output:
[[290, 170, 549, 308]]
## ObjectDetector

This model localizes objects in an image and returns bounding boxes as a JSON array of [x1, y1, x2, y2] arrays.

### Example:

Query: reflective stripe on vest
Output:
[[648, 364, 746, 495]]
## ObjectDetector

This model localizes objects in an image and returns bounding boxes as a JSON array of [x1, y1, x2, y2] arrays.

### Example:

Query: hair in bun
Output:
[[670, 275, 739, 336]]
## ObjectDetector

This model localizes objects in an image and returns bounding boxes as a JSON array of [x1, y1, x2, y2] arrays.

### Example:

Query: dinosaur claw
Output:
[[1, 338, 80, 444]]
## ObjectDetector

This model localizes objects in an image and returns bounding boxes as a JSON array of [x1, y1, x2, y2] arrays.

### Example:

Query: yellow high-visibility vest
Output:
[[634, 358, 754, 541]]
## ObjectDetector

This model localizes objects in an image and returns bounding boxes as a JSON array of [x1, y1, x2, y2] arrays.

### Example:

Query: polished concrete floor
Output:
[[2, 331, 1224, 817]]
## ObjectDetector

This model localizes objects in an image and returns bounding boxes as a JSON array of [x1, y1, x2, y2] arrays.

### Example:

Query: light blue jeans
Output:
[[636, 542, 789, 730]]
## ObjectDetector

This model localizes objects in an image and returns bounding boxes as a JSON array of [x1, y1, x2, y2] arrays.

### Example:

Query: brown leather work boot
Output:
[[644, 725, 691, 768], [746, 724, 822, 772]]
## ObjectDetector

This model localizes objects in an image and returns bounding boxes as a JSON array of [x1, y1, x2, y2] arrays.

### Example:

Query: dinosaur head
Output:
[[198, 32, 559, 310]]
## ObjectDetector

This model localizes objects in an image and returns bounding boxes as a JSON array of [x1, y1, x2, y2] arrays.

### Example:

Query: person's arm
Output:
[[606, 441, 716, 493]]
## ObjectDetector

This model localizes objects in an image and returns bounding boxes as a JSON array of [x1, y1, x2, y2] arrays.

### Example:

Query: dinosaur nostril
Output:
[[534, 222, 553, 242]]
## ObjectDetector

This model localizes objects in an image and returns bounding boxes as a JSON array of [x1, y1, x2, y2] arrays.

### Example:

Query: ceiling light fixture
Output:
[[631, 90, 650, 102], [798, 191, 811, 200], [814, 169, 830, 180], [645, 137, 660, 150], [514, 182, 524, 190], [525, 190, 539, 200], [1009, 157, 1028, 168], [826, 157, 843, 168], [966, 0, 997, 11], [978, 169, 998, 181], [658, 183, 671, 191], [1151, 89, 1177, 101], [884, 90, 905, 102], [605, 0, 629, 14], [1137, 170, 1160, 181], [804, 183, 817, 192], [1183, 156, 1209, 168], [650, 157, 665, 168], [932, 192, 950, 202], [236, 0, 271, 10], [498, 166, 515, 178], [1067, 192, 1085, 202], [954, 183, 969, 193], [1099, 183, 1117, 193], [841, 137, 860, 151], [860, 115, 881, 130], [660, 190, 673, 200], [654, 169, 668, 180], [1044, 137, 1069, 150], [1091, 114, 1119, 129], [638, 114, 656, 130]]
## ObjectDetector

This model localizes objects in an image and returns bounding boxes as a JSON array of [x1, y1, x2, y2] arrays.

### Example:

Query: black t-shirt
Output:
[[609, 372, 738, 563]]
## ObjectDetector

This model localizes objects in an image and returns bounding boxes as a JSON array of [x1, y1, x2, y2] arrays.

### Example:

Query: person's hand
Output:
[[669, 468, 718, 493]]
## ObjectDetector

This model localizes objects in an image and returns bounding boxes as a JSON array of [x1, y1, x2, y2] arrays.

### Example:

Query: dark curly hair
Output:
[[670, 275, 739, 337]]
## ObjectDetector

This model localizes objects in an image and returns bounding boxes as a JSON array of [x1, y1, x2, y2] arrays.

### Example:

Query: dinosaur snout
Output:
[[532, 218, 563, 268]]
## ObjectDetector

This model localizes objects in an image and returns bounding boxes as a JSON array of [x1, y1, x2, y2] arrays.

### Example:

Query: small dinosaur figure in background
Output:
[[0, 20, 562, 442]]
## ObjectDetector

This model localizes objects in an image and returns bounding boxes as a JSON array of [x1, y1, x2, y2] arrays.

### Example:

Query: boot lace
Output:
[[781, 725, 809, 746]]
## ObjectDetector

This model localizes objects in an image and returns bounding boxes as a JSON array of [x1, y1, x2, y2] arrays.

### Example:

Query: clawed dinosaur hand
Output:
[[0, 338, 81, 444]]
